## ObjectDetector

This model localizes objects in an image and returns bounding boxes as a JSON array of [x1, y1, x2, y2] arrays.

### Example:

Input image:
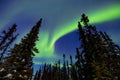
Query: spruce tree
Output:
[[33, 67, 41, 80], [76, 14, 120, 80], [0, 24, 18, 79], [3, 18, 42, 80], [0, 24, 18, 61]]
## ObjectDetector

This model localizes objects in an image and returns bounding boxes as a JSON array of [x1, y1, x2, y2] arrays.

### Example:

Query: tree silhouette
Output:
[[0, 24, 18, 79], [76, 14, 120, 80], [0, 24, 18, 61], [2, 18, 42, 80], [33, 67, 41, 80]]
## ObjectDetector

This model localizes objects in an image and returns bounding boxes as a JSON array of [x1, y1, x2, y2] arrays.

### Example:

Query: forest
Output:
[[0, 14, 120, 80]]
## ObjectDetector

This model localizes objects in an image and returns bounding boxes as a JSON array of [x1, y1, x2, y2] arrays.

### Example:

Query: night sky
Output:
[[0, 0, 120, 71]]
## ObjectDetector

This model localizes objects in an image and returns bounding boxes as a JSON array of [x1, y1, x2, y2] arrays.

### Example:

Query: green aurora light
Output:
[[34, 4, 120, 61]]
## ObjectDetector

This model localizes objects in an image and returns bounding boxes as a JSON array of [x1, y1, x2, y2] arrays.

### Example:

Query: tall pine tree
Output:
[[3, 18, 42, 80], [0, 24, 18, 62], [0, 24, 18, 80], [76, 14, 120, 80]]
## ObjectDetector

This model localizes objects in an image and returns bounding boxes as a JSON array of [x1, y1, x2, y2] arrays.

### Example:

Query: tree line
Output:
[[0, 14, 119, 80]]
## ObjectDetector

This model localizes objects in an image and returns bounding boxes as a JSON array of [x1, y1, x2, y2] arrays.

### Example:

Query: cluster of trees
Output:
[[33, 14, 120, 80], [0, 14, 120, 80]]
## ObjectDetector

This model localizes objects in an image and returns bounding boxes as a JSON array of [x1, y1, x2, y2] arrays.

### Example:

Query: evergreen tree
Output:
[[0, 24, 18, 79], [33, 67, 41, 80], [76, 14, 120, 80], [0, 24, 18, 62], [61, 54, 69, 80], [3, 18, 42, 80]]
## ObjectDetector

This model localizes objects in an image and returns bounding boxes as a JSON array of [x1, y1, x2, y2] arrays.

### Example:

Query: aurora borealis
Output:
[[0, 0, 120, 67]]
